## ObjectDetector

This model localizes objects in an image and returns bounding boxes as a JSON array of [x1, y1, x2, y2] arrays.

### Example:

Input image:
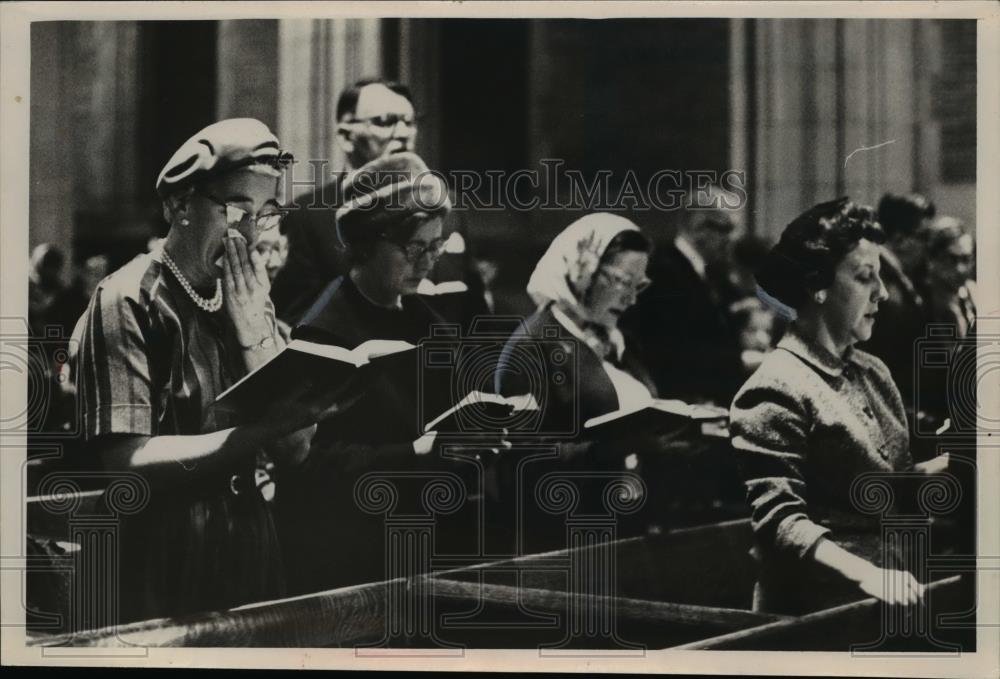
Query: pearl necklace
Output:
[[161, 249, 223, 313]]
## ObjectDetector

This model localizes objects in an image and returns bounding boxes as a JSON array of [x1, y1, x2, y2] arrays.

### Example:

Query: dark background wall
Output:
[[29, 18, 975, 307]]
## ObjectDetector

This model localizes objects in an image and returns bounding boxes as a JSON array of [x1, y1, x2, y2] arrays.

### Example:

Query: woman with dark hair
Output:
[[277, 152, 462, 594], [72, 119, 321, 622], [731, 197, 943, 615], [494, 214, 661, 551]]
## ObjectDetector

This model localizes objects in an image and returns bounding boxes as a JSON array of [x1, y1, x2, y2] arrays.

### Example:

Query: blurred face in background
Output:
[[81, 255, 109, 298], [586, 250, 651, 328], [893, 223, 932, 276], [690, 214, 738, 267], [339, 84, 417, 168], [927, 232, 974, 294], [31, 245, 65, 289], [254, 230, 289, 284]]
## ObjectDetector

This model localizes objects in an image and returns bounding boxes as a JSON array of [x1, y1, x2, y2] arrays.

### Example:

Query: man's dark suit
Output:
[[859, 249, 926, 414], [270, 178, 347, 325], [620, 242, 744, 405]]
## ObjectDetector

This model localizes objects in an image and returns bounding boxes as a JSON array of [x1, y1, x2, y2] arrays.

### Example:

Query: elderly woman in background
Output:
[[277, 151, 463, 594], [731, 197, 946, 616], [72, 119, 320, 622]]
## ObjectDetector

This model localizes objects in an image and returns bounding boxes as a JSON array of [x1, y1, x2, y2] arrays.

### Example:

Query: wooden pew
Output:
[[25, 516, 974, 651], [676, 575, 968, 651], [26, 489, 104, 539], [24, 519, 770, 648], [28, 574, 783, 649]]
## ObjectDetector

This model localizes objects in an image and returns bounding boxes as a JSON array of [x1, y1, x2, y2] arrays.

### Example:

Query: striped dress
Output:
[[73, 250, 284, 624]]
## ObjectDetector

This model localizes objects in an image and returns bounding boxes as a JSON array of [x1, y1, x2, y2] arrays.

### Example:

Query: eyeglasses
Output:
[[384, 236, 448, 263], [597, 267, 651, 294], [344, 113, 419, 130], [934, 251, 974, 267], [200, 192, 284, 233]]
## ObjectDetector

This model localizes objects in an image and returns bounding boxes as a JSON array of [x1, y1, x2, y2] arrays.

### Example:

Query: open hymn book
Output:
[[583, 398, 729, 438], [424, 391, 540, 433], [212, 339, 415, 422]]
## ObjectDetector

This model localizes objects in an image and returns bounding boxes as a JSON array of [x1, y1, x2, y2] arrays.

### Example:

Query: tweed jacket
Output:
[[729, 328, 914, 612], [731, 328, 913, 557]]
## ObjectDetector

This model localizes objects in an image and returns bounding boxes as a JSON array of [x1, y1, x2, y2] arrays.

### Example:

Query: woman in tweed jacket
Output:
[[730, 197, 946, 615]]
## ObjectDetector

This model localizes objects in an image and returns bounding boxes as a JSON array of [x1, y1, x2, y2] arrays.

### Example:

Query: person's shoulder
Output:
[[498, 306, 558, 357], [733, 345, 814, 402], [521, 305, 558, 333], [730, 347, 820, 430], [650, 243, 685, 271], [283, 179, 343, 221], [850, 346, 894, 381], [294, 276, 352, 341], [508, 306, 578, 348], [92, 253, 163, 309], [648, 243, 701, 289]]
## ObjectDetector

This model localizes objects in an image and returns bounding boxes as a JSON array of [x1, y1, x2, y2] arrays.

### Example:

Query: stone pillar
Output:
[[276, 18, 382, 181], [398, 19, 442, 170], [216, 20, 279, 126], [30, 21, 143, 261], [743, 19, 926, 240]]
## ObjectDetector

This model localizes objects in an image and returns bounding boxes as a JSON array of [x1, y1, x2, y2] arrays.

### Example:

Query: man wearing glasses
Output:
[[270, 78, 418, 324]]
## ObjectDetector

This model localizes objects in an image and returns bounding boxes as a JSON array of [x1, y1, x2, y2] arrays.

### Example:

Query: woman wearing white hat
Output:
[[73, 119, 324, 622]]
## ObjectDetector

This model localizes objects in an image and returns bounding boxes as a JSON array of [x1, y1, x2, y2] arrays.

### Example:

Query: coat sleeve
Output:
[[730, 379, 831, 558], [74, 286, 154, 439]]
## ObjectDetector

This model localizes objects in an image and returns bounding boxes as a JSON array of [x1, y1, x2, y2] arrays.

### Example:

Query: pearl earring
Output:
[[181, 218, 190, 226], [814, 291, 827, 304]]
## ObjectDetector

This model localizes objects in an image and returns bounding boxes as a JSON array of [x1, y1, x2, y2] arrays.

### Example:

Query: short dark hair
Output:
[[755, 197, 884, 311], [336, 78, 414, 121], [599, 229, 652, 267], [877, 192, 935, 240]]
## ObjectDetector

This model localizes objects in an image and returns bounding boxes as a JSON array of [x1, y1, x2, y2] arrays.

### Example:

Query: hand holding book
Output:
[[423, 391, 539, 435], [212, 338, 415, 424]]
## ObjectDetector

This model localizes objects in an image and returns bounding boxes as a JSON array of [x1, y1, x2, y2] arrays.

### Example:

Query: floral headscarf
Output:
[[527, 213, 641, 359]]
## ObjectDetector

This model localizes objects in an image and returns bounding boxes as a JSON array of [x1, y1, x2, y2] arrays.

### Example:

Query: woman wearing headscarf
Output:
[[72, 119, 321, 622], [276, 152, 470, 594], [498, 213, 657, 422], [493, 213, 660, 551], [731, 197, 946, 615]]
